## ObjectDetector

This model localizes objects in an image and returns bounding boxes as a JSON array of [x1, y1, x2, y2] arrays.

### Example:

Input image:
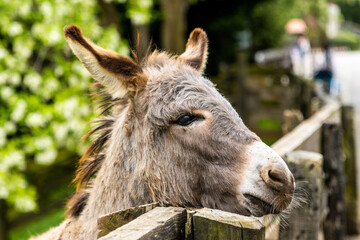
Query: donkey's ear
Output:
[[64, 25, 145, 98], [178, 28, 208, 73]]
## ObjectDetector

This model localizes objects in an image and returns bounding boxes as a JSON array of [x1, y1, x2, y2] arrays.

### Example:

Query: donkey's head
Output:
[[64, 25, 295, 217]]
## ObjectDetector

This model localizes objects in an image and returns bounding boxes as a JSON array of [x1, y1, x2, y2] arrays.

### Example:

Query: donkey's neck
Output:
[[81, 111, 152, 221]]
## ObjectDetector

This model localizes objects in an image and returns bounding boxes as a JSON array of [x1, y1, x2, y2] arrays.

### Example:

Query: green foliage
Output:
[[251, 0, 298, 49], [334, 0, 360, 24], [0, 0, 128, 214], [330, 29, 360, 50], [9, 208, 65, 240], [126, 0, 154, 25], [251, 0, 328, 49], [335, 1, 360, 23], [257, 118, 282, 131], [306, 0, 329, 46]]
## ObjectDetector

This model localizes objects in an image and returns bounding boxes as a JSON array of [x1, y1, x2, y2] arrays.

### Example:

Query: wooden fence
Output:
[[97, 203, 265, 240], [96, 100, 358, 240]]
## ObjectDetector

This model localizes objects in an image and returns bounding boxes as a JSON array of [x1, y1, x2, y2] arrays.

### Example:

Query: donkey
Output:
[[31, 25, 295, 239]]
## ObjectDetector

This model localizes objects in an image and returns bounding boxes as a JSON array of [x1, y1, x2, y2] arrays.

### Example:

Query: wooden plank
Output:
[[98, 207, 187, 240], [185, 210, 195, 240], [97, 203, 159, 238], [240, 216, 266, 240], [342, 105, 360, 234], [193, 208, 264, 240], [272, 101, 340, 157], [322, 123, 346, 240], [279, 151, 324, 240]]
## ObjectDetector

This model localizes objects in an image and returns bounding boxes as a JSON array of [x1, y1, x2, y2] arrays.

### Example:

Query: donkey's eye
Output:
[[175, 114, 204, 126]]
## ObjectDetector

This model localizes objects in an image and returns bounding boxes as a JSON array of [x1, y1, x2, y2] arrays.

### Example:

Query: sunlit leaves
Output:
[[0, 0, 129, 213], [127, 0, 154, 25]]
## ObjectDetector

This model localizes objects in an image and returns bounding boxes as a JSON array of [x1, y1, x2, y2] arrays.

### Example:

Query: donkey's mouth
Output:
[[244, 194, 280, 217]]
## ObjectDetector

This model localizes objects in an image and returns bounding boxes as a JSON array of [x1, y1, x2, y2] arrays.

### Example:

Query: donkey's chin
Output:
[[244, 194, 282, 217]]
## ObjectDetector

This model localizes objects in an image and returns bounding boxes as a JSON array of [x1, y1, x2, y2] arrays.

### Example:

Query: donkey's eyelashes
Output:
[[175, 113, 205, 126]]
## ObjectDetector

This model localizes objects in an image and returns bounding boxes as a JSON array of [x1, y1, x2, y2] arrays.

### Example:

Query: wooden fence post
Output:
[[97, 203, 159, 238], [322, 123, 346, 240], [192, 208, 264, 240], [279, 151, 324, 240], [342, 105, 360, 234], [98, 207, 187, 240]]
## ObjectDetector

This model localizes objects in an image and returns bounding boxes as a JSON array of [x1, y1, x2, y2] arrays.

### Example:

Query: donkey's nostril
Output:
[[261, 166, 294, 193], [268, 169, 284, 184]]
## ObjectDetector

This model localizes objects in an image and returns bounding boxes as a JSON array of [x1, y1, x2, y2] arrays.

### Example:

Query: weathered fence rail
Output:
[[97, 204, 265, 240], [95, 100, 358, 240], [271, 100, 341, 156], [268, 100, 358, 240]]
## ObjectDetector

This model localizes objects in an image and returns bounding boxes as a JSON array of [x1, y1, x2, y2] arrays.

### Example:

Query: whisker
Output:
[[278, 183, 309, 228]]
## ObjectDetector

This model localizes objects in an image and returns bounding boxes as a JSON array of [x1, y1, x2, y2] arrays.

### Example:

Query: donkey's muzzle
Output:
[[261, 164, 295, 195]]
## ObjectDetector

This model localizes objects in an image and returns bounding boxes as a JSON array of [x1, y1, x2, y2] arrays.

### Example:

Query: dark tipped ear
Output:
[[178, 28, 208, 73], [64, 25, 146, 98]]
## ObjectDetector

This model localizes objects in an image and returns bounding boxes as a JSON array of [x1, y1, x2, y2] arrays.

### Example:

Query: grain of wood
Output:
[[185, 210, 195, 240], [193, 208, 264, 240], [342, 105, 360, 234], [97, 203, 159, 238], [279, 151, 324, 240], [322, 123, 346, 240], [98, 207, 187, 240]]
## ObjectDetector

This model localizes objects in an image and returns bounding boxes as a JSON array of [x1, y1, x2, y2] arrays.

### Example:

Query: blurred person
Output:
[[314, 41, 340, 97], [290, 34, 313, 79]]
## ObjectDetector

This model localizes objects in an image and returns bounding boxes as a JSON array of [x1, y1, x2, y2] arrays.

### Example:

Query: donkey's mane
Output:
[[66, 84, 116, 217], [66, 50, 175, 217]]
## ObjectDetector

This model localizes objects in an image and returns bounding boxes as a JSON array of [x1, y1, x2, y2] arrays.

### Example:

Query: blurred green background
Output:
[[0, 0, 359, 239]]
